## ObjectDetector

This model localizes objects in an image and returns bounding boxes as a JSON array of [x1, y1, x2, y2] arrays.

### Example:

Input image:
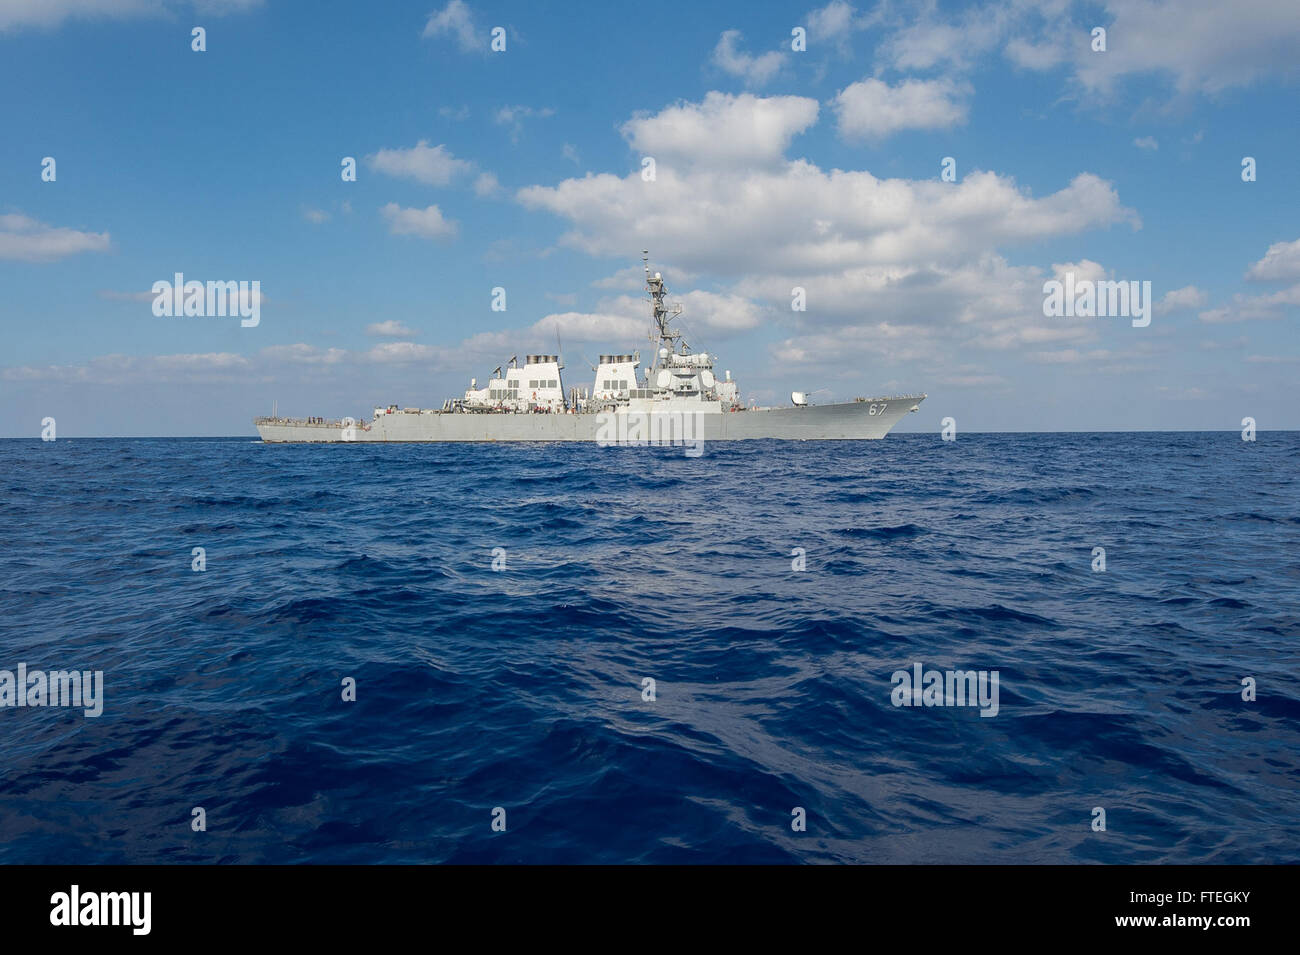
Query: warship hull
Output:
[[255, 395, 925, 443]]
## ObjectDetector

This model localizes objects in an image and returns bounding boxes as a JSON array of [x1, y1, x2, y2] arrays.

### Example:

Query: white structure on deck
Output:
[[453, 259, 746, 419], [459, 354, 566, 413]]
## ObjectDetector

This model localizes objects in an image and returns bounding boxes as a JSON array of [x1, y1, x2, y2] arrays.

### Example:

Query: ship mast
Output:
[[643, 251, 684, 370]]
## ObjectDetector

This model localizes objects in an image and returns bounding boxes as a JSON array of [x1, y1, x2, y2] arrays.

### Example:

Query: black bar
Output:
[[0, 864, 1283, 941]]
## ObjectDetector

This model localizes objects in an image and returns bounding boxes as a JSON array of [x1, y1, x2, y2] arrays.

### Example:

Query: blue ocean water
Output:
[[0, 432, 1296, 864]]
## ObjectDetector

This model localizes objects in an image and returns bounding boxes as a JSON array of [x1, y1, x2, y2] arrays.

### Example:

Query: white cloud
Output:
[[366, 141, 472, 186], [1244, 354, 1300, 363], [773, 321, 942, 368], [380, 203, 458, 240], [833, 78, 971, 140], [1004, 35, 1068, 71], [261, 344, 346, 365], [366, 320, 415, 338], [517, 92, 1139, 373], [97, 289, 155, 302], [0, 212, 110, 262], [562, 143, 580, 165], [1075, 0, 1300, 95], [526, 311, 646, 345], [620, 91, 819, 168], [676, 290, 765, 332], [591, 267, 649, 290], [520, 162, 1136, 278], [453, 284, 762, 359], [806, 1, 873, 54], [1198, 238, 1300, 322], [150, 352, 249, 370], [877, 3, 1009, 73], [366, 342, 440, 363], [495, 105, 553, 125], [473, 172, 502, 197], [585, 290, 763, 337], [1155, 285, 1208, 314], [0, 0, 261, 31], [2, 351, 250, 383], [1027, 348, 1114, 364], [302, 206, 330, 223], [1156, 385, 1209, 400], [1049, 259, 1108, 286], [864, 0, 1299, 101], [1245, 238, 1300, 282], [710, 30, 785, 87], [1133, 136, 1159, 151], [422, 0, 479, 52], [495, 105, 555, 142], [1199, 285, 1300, 323]]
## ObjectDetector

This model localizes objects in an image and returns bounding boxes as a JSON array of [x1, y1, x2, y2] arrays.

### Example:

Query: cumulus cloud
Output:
[[380, 203, 457, 240], [1075, 0, 1300, 95], [0, 212, 110, 262], [620, 92, 819, 168], [366, 141, 472, 186], [0, 0, 261, 32], [1048, 259, 1108, 286], [473, 172, 502, 197], [519, 161, 1137, 278], [1155, 285, 1208, 314], [1199, 285, 1300, 323], [1198, 237, 1300, 323], [833, 77, 971, 139], [866, 0, 1299, 100], [591, 266, 653, 290], [1004, 35, 1068, 71], [877, 3, 1008, 73], [805, 1, 875, 54], [773, 321, 942, 369], [452, 284, 764, 362], [367, 320, 415, 338], [1245, 238, 1300, 282], [587, 290, 764, 336], [710, 30, 785, 87], [520, 311, 646, 346], [517, 91, 1140, 373], [366, 342, 440, 363], [422, 0, 479, 52]]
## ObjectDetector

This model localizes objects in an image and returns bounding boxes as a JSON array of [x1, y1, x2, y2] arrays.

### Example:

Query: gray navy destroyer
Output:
[[255, 255, 925, 444]]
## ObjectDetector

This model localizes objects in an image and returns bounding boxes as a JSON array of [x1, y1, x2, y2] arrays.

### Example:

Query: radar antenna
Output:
[[643, 251, 684, 370]]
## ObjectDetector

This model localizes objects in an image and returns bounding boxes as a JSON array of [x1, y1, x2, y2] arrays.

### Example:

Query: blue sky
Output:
[[1, 0, 1297, 435]]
